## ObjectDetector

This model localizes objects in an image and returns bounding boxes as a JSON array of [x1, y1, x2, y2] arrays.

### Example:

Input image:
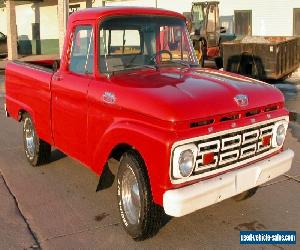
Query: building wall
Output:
[[219, 0, 300, 36], [1, 0, 300, 55], [0, 0, 87, 54], [108, 0, 300, 36], [0, 8, 7, 35]]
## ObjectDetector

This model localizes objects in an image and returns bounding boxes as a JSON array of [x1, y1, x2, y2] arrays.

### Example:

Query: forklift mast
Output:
[[191, 1, 221, 48]]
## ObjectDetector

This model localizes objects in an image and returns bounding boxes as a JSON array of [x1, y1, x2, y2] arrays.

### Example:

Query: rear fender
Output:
[[5, 96, 35, 123]]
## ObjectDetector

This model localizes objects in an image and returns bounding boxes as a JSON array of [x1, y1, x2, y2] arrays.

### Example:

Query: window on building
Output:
[[234, 10, 252, 36], [294, 8, 300, 36], [69, 25, 94, 74], [220, 16, 234, 34]]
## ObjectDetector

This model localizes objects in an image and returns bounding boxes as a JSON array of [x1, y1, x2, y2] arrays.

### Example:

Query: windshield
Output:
[[99, 16, 198, 73]]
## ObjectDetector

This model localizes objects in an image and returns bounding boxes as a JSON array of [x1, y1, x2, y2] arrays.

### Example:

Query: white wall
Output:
[[39, 1, 59, 40], [106, 0, 194, 12], [219, 0, 300, 36], [1, 0, 299, 40], [16, 4, 34, 40], [107, 0, 300, 36], [0, 8, 7, 34]]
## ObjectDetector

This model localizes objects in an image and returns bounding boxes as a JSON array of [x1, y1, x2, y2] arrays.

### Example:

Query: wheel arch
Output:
[[92, 121, 174, 205], [18, 109, 28, 121]]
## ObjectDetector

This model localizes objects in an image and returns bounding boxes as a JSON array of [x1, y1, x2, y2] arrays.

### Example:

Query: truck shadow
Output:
[[289, 112, 300, 142], [51, 149, 67, 162]]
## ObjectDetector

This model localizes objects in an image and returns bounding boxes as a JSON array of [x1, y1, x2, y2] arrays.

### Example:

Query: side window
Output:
[[69, 25, 94, 74]]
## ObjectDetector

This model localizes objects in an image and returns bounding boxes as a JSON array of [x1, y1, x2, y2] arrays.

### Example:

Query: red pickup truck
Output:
[[4, 7, 294, 240]]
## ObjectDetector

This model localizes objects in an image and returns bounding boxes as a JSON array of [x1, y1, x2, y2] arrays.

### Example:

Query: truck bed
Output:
[[222, 36, 300, 80], [5, 60, 55, 145]]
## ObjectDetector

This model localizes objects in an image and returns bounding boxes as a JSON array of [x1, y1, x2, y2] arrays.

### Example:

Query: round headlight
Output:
[[178, 149, 195, 177], [276, 124, 286, 146], [272, 120, 288, 147], [172, 144, 197, 179]]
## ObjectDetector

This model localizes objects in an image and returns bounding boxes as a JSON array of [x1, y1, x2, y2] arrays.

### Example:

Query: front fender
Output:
[[91, 119, 176, 205]]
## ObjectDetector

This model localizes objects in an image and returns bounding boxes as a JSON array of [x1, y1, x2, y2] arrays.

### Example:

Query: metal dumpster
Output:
[[222, 36, 300, 80]]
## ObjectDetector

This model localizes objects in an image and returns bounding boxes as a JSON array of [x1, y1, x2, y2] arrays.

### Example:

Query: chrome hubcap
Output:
[[24, 118, 35, 159], [121, 166, 141, 225]]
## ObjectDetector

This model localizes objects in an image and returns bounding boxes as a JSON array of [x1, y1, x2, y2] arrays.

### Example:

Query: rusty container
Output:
[[222, 36, 300, 80]]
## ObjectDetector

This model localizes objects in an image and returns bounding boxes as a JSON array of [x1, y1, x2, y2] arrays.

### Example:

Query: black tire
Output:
[[117, 150, 164, 241], [232, 187, 258, 202], [22, 113, 51, 166], [214, 56, 223, 69]]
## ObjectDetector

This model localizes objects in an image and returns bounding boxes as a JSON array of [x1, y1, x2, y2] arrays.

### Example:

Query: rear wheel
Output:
[[232, 187, 258, 201], [22, 113, 51, 166], [117, 150, 164, 241]]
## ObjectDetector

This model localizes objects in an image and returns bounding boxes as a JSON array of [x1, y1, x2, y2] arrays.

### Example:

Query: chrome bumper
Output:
[[163, 149, 294, 217]]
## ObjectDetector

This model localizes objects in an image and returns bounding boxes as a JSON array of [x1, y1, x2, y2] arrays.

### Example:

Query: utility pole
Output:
[[58, 0, 69, 56], [6, 0, 18, 60], [155, 0, 157, 8]]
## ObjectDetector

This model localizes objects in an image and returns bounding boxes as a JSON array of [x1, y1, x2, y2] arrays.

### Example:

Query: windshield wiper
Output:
[[112, 64, 157, 70], [163, 60, 199, 68], [107, 64, 157, 76]]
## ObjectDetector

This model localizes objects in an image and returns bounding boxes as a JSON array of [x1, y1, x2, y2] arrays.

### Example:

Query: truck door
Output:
[[51, 23, 94, 164]]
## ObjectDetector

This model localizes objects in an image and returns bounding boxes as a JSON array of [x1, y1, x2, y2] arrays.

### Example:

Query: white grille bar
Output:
[[243, 130, 259, 144], [222, 135, 242, 150], [219, 150, 240, 165]]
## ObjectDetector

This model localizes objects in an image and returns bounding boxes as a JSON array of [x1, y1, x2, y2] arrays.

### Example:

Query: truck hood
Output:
[[110, 67, 284, 123]]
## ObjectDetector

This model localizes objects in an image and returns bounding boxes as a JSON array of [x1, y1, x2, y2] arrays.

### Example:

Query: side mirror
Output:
[[220, 26, 226, 34]]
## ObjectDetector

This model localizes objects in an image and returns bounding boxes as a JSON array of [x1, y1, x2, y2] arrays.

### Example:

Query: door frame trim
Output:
[[293, 8, 300, 36], [234, 10, 252, 36]]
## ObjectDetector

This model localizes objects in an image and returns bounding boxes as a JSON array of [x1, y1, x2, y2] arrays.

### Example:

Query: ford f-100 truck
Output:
[[4, 7, 294, 240]]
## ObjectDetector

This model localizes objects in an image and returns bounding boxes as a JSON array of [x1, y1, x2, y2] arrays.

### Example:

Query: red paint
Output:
[[4, 7, 288, 206]]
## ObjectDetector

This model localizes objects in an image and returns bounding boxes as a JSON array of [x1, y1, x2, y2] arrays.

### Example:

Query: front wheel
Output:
[[117, 150, 164, 241], [22, 113, 51, 166]]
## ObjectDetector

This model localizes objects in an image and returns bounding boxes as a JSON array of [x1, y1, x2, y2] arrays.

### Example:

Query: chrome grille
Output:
[[194, 121, 276, 175]]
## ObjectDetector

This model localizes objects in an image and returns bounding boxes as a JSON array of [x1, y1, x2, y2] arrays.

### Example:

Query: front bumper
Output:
[[163, 149, 294, 217]]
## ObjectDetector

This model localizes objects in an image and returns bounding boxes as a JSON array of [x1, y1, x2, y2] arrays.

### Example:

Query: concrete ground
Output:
[[0, 72, 299, 249]]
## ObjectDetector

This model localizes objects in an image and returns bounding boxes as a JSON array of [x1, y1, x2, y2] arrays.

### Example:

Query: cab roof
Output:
[[68, 6, 185, 22]]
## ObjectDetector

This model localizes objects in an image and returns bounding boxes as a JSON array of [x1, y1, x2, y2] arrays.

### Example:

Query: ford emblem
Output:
[[102, 91, 116, 104], [234, 94, 248, 107]]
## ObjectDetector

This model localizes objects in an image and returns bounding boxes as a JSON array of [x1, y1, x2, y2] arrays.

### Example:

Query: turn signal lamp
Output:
[[203, 152, 215, 165]]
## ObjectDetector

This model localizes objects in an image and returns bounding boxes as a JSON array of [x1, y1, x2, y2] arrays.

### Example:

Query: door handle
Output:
[[53, 73, 63, 81]]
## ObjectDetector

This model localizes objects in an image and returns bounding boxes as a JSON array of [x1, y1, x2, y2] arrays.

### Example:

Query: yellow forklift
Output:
[[188, 1, 225, 67]]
